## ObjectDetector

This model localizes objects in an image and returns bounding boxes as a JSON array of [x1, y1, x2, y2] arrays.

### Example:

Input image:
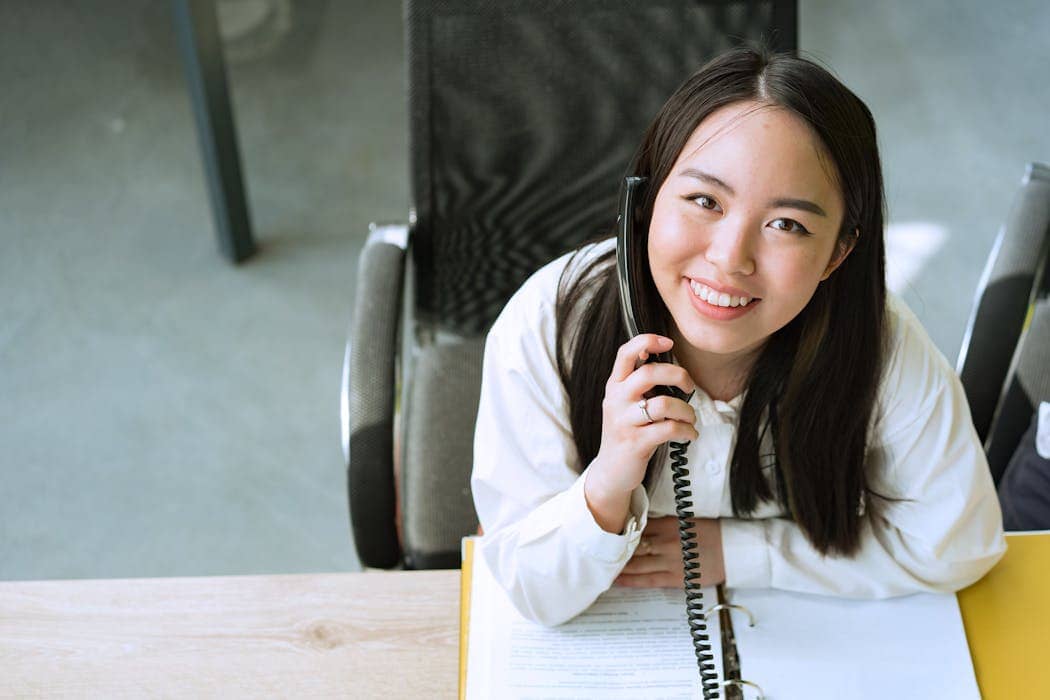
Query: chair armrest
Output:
[[958, 162, 1050, 443], [985, 299, 1050, 483], [344, 223, 409, 569]]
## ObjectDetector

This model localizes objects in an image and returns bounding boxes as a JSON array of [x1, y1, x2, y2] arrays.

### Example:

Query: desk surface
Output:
[[0, 570, 460, 697], [1, 533, 1047, 698]]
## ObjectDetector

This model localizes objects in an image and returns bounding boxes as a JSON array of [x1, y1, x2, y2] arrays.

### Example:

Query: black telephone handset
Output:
[[616, 176, 720, 699], [615, 177, 682, 396]]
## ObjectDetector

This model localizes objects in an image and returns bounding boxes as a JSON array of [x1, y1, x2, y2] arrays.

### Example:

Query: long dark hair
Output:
[[555, 45, 887, 556]]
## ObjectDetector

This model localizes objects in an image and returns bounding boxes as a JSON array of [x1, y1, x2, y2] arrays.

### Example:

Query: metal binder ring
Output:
[[701, 603, 756, 627], [638, 399, 655, 424], [719, 679, 765, 699]]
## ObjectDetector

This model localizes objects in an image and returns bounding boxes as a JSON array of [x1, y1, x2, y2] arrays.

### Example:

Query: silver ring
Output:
[[638, 399, 654, 424]]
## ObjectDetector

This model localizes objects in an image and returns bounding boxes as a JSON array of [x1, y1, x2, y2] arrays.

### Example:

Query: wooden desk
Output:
[[0, 570, 460, 697], [2, 533, 1046, 698]]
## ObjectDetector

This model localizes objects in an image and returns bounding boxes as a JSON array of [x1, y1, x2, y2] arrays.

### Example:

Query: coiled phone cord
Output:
[[670, 438, 720, 699]]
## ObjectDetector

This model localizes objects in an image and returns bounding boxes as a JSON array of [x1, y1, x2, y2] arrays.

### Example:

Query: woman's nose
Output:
[[704, 221, 756, 276]]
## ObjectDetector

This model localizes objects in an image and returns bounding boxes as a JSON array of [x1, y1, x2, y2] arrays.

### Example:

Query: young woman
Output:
[[470, 46, 1005, 627]]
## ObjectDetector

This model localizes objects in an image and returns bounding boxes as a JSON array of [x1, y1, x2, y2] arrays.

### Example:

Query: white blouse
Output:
[[470, 242, 1006, 627]]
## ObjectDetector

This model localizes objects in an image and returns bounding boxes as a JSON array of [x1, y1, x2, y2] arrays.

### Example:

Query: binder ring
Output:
[[701, 603, 756, 627], [719, 678, 765, 699]]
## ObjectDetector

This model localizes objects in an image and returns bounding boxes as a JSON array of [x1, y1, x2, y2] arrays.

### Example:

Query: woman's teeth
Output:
[[689, 280, 754, 308]]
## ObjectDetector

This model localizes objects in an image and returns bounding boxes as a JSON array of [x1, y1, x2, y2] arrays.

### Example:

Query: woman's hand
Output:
[[586, 334, 697, 502], [614, 516, 726, 588]]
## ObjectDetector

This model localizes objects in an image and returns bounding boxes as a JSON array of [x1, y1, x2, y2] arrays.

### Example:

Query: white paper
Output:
[[728, 588, 980, 700], [465, 545, 721, 700], [463, 539, 980, 700]]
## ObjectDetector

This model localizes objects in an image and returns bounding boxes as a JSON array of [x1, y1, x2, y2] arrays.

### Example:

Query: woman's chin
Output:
[[671, 325, 767, 364]]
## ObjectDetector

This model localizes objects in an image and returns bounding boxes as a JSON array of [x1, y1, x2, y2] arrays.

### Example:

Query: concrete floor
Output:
[[1, 0, 406, 579], [1, 1, 1047, 581]]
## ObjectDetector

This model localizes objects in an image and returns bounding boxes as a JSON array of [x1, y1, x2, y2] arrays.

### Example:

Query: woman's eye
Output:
[[771, 218, 810, 235], [689, 194, 721, 211]]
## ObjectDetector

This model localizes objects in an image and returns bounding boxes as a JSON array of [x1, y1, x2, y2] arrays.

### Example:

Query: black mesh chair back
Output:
[[958, 162, 1050, 483], [409, 0, 798, 336], [349, 0, 798, 570]]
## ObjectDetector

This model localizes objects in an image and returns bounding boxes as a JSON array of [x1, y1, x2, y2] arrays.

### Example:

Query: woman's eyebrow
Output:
[[774, 197, 828, 218], [678, 167, 828, 218], [680, 167, 737, 194]]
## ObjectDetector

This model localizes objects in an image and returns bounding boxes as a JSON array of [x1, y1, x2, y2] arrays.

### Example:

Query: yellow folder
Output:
[[958, 531, 1050, 699], [459, 537, 476, 700]]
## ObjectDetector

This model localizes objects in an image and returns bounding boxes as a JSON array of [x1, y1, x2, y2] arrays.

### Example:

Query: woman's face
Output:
[[647, 101, 850, 378]]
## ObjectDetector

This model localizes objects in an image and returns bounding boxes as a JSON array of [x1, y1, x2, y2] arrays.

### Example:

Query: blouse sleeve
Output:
[[470, 253, 649, 626], [719, 298, 1007, 598]]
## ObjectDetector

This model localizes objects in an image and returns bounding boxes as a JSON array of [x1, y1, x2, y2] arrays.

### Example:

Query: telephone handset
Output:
[[616, 176, 720, 699], [615, 177, 681, 392]]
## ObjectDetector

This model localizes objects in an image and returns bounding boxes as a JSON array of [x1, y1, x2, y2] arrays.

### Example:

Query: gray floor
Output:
[[1, 1, 1048, 581], [1, 0, 406, 579], [804, 0, 1050, 350]]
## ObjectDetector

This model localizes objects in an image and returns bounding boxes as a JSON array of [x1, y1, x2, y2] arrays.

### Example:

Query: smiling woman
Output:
[[468, 45, 1005, 628], [648, 102, 854, 401]]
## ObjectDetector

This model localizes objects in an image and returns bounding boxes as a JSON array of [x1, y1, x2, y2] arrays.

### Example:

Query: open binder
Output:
[[460, 537, 981, 699]]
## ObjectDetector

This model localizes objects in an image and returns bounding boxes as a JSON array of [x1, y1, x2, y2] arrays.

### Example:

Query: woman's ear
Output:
[[821, 228, 860, 281]]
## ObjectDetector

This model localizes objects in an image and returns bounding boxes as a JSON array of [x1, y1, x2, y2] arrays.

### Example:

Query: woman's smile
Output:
[[684, 278, 762, 320]]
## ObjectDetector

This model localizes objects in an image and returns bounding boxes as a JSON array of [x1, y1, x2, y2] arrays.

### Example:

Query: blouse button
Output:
[[706, 460, 723, 476]]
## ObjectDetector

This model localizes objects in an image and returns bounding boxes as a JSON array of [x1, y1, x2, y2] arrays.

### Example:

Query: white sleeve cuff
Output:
[[563, 470, 649, 563], [721, 518, 772, 588]]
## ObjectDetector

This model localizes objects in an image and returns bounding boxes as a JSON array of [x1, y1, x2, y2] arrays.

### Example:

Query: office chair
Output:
[[344, 0, 799, 570], [958, 162, 1050, 484]]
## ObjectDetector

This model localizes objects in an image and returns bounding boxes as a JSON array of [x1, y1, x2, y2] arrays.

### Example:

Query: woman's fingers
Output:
[[623, 362, 696, 400], [614, 572, 680, 588], [649, 518, 725, 583], [620, 555, 670, 575], [632, 394, 696, 426], [642, 515, 684, 540], [638, 416, 698, 442], [593, 336, 698, 496], [610, 334, 673, 383], [613, 517, 726, 589], [622, 526, 680, 575]]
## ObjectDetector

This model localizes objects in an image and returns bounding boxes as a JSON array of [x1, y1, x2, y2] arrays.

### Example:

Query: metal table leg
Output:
[[173, 0, 256, 263]]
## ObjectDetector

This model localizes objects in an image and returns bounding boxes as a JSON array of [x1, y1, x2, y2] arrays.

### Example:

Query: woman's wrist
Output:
[[584, 464, 634, 534]]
